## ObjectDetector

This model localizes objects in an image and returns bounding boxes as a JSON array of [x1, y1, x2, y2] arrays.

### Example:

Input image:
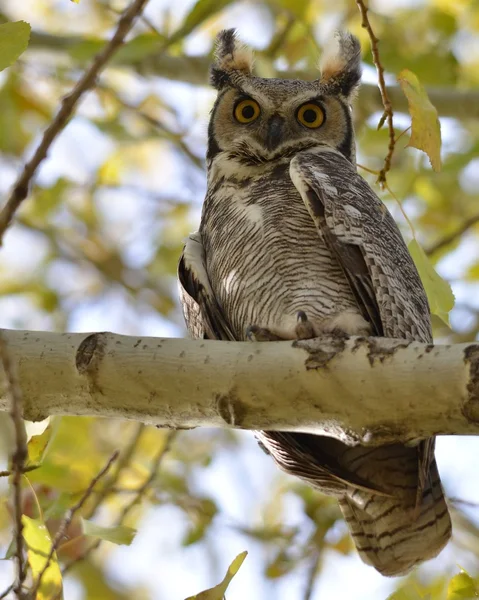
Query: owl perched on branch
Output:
[[178, 29, 451, 576]]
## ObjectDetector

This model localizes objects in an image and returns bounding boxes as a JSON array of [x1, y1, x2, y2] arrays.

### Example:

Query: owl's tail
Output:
[[338, 444, 451, 577]]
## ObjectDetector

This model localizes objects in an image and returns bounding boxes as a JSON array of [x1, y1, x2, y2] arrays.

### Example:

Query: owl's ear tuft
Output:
[[210, 29, 254, 90], [319, 31, 362, 100]]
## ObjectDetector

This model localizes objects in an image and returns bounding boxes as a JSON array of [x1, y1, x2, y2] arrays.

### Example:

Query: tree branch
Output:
[[0, 330, 477, 444], [356, 0, 396, 186], [0, 0, 151, 245], [61, 430, 176, 576], [426, 213, 479, 255], [29, 450, 119, 599], [0, 335, 28, 598]]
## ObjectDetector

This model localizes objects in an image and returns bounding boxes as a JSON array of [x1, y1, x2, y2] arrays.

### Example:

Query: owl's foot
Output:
[[295, 311, 316, 340], [246, 325, 282, 342], [327, 326, 352, 340]]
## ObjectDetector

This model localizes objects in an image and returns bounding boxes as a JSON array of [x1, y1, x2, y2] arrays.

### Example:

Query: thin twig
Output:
[[29, 451, 119, 599], [0, 0, 151, 244], [264, 17, 296, 58], [119, 431, 177, 520], [105, 1, 163, 37], [426, 214, 479, 255], [97, 84, 204, 170], [303, 551, 322, 600], [0, 584, 14, 599], [449, 497, 479, 509], [384, 182, 416, 236], [356, 162, 380, 176], [356, 0, 396, 187], [0, 335, 28, 598], [61, 431, 177, 576], [83, 423, 145, 519], [0, 466, 41, 478], [394, 125, 411, 144]]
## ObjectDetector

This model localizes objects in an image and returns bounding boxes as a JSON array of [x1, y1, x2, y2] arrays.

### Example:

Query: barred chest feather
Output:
[[200, 155, 370, 340]]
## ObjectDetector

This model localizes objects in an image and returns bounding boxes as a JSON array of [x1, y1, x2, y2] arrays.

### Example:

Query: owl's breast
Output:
[[201, 160, 367, 340]]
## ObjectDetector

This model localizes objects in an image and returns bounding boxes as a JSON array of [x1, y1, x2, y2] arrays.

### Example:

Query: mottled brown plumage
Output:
[[178, 29, 451, 576]]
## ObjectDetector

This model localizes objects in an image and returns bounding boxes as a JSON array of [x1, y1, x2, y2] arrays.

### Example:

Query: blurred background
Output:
[[0, 0, 478, 598]]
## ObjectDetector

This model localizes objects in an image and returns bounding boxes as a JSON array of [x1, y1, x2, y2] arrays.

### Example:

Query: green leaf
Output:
[[81, 519, 137, 546], [26, 424, 55, 468], [0, 21, 31, 72], [447, 571, 479, 599], [408, 239, 455, 326], [170, 0, 233, 44], [185, 551, 247, 599], [22, 515, 63, 600], [397, 69, 442, 171]]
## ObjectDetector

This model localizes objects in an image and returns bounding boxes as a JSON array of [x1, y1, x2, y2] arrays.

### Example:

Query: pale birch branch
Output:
[[0, 330, 478, 445]]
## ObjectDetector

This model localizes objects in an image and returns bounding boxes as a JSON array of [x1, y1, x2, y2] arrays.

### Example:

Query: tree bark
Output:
[[0, 329, 478, 445]]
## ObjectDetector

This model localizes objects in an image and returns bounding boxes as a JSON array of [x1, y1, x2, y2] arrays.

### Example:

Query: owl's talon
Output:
[[297, 310, 308, 323], [246, 325, 281, 342], [329, 327, 351, 340], [295, 311, 315, 340]]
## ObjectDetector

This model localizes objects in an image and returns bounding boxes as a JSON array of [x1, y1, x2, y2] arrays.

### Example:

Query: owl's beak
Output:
[[265, 115, 284, 151]]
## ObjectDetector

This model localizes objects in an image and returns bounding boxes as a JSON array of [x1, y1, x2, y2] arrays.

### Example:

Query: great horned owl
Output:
[[178, 29, 451, 576]]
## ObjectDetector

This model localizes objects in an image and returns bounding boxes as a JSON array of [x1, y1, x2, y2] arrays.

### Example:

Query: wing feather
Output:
[[178, 232, 235, 341], [289, 146, 436, 504], [290, 147, 432, 343]]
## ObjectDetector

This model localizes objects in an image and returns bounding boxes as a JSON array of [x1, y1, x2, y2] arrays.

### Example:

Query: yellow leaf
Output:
[[97, 154, 123, 185], [397, 69, 442, 171], [0, 21, 31, 72], [408, 239, 455, 326], [447, 571, 479, 599], [185, 551, 247, 599], [26, 423, 55, 468], [22, 516, 63, 600], [466, 261, 479, 281]]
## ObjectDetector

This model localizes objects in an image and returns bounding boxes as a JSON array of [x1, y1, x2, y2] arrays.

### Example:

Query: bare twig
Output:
[[0, 335, 28, 599], [119, 431, 177, 519], [0, 584, 14, 599], [449, 497, 479, 509], [303, 551, 321, 600], [83, 423, 146, 519], [105, 1, 163, 37], [29, 451, 119, 599], [0, 0, 151, 244], [98, 84, 204, 170], [394, 126, 411, 144], [0, 466, 41, 478], [426, 214, 479, 255], [356, 0, 396, 187], [61, 431, 177, 576]]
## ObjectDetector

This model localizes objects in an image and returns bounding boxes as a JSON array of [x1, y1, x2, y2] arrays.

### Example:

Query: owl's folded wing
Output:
[[290, 147, 432, 344], [289, 146, 435, 503], [178, 231, 235, 341]]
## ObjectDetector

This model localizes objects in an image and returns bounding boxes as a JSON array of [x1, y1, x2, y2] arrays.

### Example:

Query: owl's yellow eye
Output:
[[297, 103, 325, 128], [234, 99, 261, 124]]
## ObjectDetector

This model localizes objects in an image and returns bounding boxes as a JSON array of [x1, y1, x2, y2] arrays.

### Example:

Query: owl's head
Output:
[[207, 29, 361, 165]]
